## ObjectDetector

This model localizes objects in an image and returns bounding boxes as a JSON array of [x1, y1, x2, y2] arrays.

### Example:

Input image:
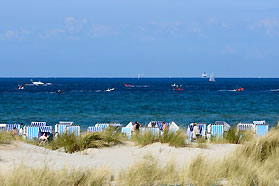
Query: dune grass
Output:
[[131, 129, 186, 147], [1, 128, 279, 185], [0, 131, 16, 144], [0, 165, 111, 186], [48, 127, 121, 153]]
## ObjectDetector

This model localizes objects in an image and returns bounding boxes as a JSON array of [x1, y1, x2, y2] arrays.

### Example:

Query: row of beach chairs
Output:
[[186, 121, 269, 140], [0, 120, 269, 141]]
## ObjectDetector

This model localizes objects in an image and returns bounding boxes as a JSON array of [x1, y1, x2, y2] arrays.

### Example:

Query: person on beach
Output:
[[162, 122, 168, 132], [133, 121, 142, 132], [13, 127, 19, 135], [39, 133, 48, 145], [192, 123, 200, 139], [19, 123, 24, 135]]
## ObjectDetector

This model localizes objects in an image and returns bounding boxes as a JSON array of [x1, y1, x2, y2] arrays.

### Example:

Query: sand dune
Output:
[[0, 142, 238, 176]]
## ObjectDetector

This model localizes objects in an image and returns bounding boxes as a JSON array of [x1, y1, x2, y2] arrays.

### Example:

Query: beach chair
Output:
[[55, 121, 73, 136], [168, 122, 180, 133], [25, 126, 40, 140], [211, 124, 224, 138], [121, 127, 132, 139], [0, 124, 7, 132], [256, 124, 268, 137], [237, 123, 255, 132], [145, 127, 160, 136], [6, 124, 20, 131], [31, 122, 46, 127], [196, 123, 206, 137], [253, 121, 265, 125], [66, 125, 80, 136], [88, 126, 103, 133]]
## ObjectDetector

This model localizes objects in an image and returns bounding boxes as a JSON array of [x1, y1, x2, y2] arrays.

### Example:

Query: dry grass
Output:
[[1, 129, 279, 185], [0, 132, 16, 144], [47, 127, 121, 153], [131, 129, 186, 147], [0, 165, 111, 186]]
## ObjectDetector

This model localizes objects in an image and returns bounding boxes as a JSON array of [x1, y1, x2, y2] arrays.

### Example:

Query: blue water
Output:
[[1, 78, 279, 129]]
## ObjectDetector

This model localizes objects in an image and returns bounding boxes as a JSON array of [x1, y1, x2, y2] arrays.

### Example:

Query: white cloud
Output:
[[65, 16, 87, 33], [258, 18, 279, 36], [90, 25, 110, 38], [0, 30, 17, 40], [39, 29, 66, 39]]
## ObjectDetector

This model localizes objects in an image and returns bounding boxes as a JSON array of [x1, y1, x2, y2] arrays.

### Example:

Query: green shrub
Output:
[[48, 127, 121, 153], [224, 127, 241, 144]]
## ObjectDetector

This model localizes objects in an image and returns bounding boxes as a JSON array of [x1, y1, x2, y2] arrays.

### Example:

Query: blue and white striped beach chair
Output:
[[145, 128, 160, 136], [67, 125, 80, 136], [88, 126, 103, 133], [6, 124, 20, 131], [211, 124, 224, 138], [122, 127, 132, 139], [253, 121, 265, 125], [237, 123, 255, 132], [55, 124, 67, 136], [39, 126, 52, 133], [256, 125, 268, 137], [59, 121, 74, 125], [96, 124, 109, 130], [197, 123, 206, 137], [25, 126, 40, 140], [31, 122, 46, 127]]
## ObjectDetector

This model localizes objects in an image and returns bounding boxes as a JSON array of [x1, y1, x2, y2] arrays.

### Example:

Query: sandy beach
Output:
[[0, 142, 238, 176]]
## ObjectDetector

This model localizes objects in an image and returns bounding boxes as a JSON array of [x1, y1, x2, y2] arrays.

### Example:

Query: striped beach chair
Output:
[[121, 127, 132, 139], [256, 124, 268, 137], [237, 123, 255, 132], [88, 126, 103, 133], [25, 126, 40, 140], [31, 122, 46, 127], [253, 121, 265, 125], [55, 121, 74, 136], [211, 124, 224, 138], [66, 125, 80, 136], [196, 123, 207, 137], [96, 124, 109, 130], [145, 128, 160, 136], [6, 124, 20, 131]]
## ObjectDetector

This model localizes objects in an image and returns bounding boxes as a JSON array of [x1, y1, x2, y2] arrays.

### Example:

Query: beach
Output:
[[0, 141, 238, 176]]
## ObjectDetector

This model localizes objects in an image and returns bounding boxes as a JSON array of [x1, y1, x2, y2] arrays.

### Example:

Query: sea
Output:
[[1, 78, 279, 130]]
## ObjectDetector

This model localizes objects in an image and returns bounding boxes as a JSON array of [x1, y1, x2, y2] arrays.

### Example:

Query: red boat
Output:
[[235, 87, 244, 91], [124, 84, 133, 87], [173, 87, 184, 91]]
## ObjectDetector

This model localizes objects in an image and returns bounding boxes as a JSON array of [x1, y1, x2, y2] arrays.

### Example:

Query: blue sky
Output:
[[0, 0, 279, 77]]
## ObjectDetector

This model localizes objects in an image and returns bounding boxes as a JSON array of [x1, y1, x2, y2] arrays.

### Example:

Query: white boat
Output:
[[171, 83, 177, 87], [18, 85, 24, 90], [31, 79, 44, 86], [209, 73, 215, 82], [105, 88, 115, 92], [202, 72, 207, 78]]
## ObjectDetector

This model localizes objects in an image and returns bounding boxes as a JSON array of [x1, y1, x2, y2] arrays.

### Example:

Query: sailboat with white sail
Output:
[[209, 73, 215, 82]]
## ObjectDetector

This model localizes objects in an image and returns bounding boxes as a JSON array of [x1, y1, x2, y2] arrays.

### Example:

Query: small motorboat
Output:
[[18, 85, 24, 90], [30, 79, 45, 86], [173, 85, 183, 91], [124, 84, 133, 87], [171, 84, 177, 87], [235, 87, 244, 92], [105, 88, 115, 92], [56, 90, 64, 94]]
